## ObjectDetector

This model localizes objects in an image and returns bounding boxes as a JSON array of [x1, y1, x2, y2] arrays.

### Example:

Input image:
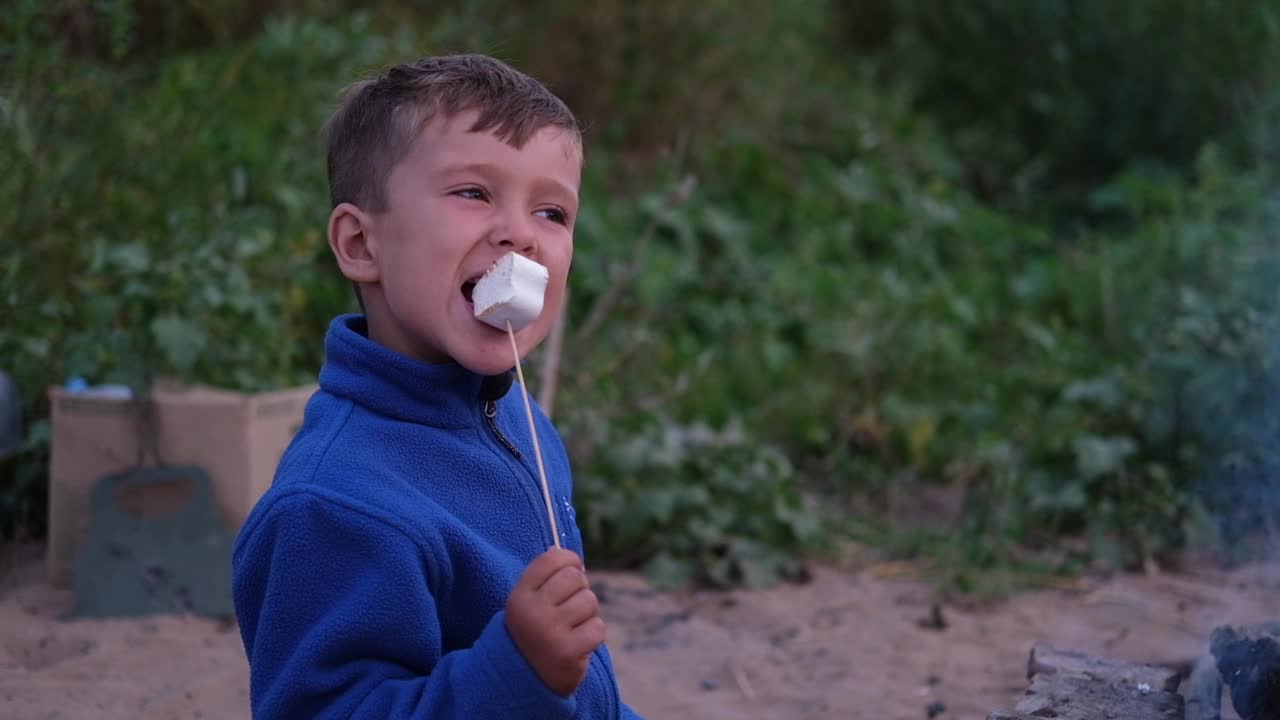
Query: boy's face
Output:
[[338, 110, 581, 376]]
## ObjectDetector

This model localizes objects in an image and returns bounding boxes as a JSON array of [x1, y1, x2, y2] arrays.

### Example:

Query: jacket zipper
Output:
[[484, 399, 612, 717], [484, 398, 563, 548], [483, 400, 523, 459]]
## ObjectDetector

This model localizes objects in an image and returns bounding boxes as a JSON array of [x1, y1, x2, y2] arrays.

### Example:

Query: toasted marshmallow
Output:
[[473, 252, 549, 332]]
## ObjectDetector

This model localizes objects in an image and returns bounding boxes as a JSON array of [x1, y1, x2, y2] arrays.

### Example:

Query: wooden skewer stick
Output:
[[506, 320, 561, 548]]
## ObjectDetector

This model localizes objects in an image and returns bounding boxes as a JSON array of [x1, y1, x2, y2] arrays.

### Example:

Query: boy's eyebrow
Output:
[[438, 161, 578, 207], [530, 176, 580, 210], [437, 161, 501, 178]]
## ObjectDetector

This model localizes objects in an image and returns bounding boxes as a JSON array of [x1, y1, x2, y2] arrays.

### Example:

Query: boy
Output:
[[231, 54, 644, 719]]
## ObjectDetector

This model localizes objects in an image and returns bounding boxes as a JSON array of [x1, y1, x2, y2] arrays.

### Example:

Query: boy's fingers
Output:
[[542, 547, 584, 571], [524, 548, 584, 590], [565, 617, 607, 656], [556, 586, 600, 625], [541, 565, 589, 605]]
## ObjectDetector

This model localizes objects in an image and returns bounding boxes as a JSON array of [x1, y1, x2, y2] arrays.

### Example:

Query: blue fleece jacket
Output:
[[232, 314, 642, 719]]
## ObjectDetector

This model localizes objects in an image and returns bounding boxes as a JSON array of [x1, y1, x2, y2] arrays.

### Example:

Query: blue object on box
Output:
[[64, 376, 132, 399]]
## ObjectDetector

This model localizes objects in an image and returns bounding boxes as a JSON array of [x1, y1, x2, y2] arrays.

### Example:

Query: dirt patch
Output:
[[3, 541, 1279, 719]]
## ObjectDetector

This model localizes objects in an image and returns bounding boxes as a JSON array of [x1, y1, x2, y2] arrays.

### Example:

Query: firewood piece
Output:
[[988, 644, 1185, 720], [1028, 643, 1182, 692], [1014, 674, 1183, 719]]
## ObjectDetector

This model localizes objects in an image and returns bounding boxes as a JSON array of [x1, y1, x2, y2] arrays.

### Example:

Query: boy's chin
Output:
[[451, 322, 550, 378], [450, 347, 517, 378]]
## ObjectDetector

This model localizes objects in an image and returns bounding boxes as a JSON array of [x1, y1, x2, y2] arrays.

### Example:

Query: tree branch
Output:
[[538, 286, 568, 417]]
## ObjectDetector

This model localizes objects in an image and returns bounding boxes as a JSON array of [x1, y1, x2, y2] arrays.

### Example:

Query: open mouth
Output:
[[460, 274, 482, 305]]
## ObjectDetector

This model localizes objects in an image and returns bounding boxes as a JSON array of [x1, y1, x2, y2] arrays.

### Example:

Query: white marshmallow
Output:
[[472, 252, 549, 332]]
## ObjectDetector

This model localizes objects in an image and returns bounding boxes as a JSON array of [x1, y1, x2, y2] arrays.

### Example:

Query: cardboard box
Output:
[[45, 382, 315, 585]]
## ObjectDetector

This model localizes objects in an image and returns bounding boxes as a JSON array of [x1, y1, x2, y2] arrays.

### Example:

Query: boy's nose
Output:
[[489, 213, 538, 256]]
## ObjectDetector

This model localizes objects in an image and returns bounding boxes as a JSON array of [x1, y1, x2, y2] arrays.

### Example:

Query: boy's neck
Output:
[[479, 370, 514, 402]]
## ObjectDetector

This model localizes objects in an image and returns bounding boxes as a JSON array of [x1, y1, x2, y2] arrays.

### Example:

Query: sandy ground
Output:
[[3, 540, 1280, 720]]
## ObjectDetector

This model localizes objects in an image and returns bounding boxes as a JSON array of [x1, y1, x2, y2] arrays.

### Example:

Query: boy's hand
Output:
[[505, 548, 606, 697]]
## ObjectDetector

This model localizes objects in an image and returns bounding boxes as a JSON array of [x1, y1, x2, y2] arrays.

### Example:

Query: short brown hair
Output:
[[324, 54, 582, 211]]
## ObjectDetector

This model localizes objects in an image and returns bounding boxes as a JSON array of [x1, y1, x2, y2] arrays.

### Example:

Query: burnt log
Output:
[[1209, 623, 1280, 720], [1026, 644, 1182, 692], [989, 643, 1184, 720]]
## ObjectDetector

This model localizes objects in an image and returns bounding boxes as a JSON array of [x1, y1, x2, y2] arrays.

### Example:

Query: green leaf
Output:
[[21, 337, 50, 360], [150, 314, 207, 375], [1073, 435, 1137, 481], [737, 550, 781, 589], [645, 553, 695, 590], [1063, 376, 1122, 409], [107, 243, 151, 274]]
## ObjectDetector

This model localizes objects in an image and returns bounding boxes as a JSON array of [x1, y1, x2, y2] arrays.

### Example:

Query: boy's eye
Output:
[[535, 207, 569, 225], [453, 187, 488, 201]]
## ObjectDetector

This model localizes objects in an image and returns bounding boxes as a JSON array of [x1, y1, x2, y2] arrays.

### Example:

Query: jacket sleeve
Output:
[[232, 490, 574, 720]]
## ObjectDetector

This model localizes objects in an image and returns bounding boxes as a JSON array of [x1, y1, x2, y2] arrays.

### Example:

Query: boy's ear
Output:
[[328, 202, 380, 284]]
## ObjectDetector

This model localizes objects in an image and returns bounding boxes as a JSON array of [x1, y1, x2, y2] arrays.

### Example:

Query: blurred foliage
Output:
[[4, 0, 1280, 590], [840, 0, 1280, 221]]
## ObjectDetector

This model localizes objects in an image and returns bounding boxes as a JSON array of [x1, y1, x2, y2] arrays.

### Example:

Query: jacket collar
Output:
[[318, 314, 511, 429]]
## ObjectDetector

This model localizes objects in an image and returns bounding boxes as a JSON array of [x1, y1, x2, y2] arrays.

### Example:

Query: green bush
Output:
[[5, 2, 1280, 589], [840, 0, 1280, 218]]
